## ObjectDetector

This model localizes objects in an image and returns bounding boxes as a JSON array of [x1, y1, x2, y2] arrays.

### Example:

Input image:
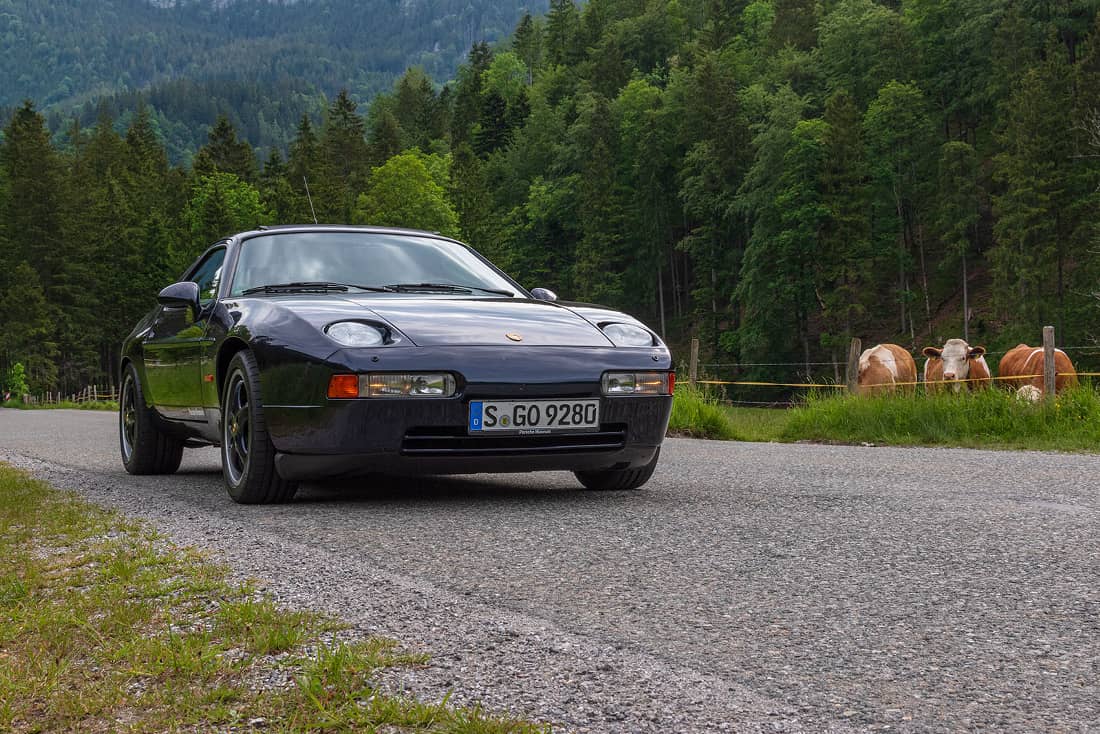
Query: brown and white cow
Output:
[[921, 339, 991, 392], [857, 344, 918, 393], [997, 344, 1078, 396]]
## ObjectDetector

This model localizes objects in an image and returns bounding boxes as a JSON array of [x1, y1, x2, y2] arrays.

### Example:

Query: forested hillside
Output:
[[0, 0, 546, 158], [2, 0, 1100, 395]]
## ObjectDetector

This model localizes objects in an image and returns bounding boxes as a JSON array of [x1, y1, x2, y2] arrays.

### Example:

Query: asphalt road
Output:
[[2, 408, 1098, 733]]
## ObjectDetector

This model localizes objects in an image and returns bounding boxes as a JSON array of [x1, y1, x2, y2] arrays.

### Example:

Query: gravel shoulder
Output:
[[2, 408, 1098, 733]]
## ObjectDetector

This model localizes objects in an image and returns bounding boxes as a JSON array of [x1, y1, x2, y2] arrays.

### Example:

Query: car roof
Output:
[[232, 224, 461, 244]]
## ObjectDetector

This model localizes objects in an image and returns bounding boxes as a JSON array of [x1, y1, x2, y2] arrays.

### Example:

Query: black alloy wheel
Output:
[[221, 351, 298, 504], [119, 363, 184, 475], [574, 448, 660, 491]]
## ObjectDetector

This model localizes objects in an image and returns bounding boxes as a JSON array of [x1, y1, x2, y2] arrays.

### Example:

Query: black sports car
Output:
[[120, 226, 673, 503]]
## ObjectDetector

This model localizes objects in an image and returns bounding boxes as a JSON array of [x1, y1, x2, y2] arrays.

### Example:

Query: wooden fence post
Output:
[[846, 337, 862, 395], [689, 338, 700, 386], [1042, 325, 1056, 401]]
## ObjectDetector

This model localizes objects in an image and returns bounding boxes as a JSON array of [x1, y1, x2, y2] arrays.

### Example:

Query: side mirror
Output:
[[158, 281, 201, 315], [530, 287, 558, 302]]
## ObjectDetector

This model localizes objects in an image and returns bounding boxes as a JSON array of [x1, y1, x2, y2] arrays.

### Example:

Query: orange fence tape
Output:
[[691, 372, 1100, 390]]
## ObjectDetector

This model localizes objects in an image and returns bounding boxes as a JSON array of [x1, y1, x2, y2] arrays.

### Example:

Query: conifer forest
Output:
[[2, 0, 1100, 395]]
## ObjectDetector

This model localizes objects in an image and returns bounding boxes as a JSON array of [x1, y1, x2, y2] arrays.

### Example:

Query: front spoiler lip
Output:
[[273, 443, 661, 481]]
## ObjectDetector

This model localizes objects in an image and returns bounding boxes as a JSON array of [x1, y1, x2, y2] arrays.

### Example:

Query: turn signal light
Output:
[[327, 374, 360, 399]]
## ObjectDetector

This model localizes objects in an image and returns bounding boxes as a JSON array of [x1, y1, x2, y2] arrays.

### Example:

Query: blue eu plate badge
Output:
[[469, 401, 484, 431]]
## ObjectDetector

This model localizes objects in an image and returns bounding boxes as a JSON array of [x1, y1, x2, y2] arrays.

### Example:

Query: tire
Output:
[[221, 351, 298, 504], [574, 448, 660, 491], [119, 362, 184, 475]]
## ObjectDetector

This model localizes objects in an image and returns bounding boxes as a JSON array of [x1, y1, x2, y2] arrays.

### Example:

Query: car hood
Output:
[[346, 296, 615, 347]]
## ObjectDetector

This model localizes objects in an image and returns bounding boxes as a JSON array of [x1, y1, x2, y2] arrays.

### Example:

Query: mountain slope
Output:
[[2, 0, 546, 108]]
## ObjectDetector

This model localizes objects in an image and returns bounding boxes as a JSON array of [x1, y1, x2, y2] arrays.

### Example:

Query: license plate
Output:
[[468, 399, 600, 434]]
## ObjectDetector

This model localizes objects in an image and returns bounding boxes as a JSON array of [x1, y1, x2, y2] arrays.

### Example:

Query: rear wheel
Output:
[[221, 351, 298, 504], [574, 449, 660, 491], [119, 363, 184, 475]]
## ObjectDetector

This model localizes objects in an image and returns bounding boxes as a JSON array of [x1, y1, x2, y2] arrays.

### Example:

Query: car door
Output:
[[143, 246, 227, 421]]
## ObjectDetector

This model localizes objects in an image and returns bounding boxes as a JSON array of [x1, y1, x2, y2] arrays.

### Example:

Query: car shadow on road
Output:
[[291, 473, 607, 506]]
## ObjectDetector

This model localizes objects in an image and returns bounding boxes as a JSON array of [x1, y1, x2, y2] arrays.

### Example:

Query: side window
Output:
[[189, 248, 227, 306]]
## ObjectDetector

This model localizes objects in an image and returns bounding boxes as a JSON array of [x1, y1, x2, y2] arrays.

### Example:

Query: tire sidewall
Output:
[[221, 357, 254, 497], [119, 366, 139, 471]]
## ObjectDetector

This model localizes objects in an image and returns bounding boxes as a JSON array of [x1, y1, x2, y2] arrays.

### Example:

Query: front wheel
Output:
[[221, 351, 298, 504], [119, 363, 184, 475], [574, 449, 660, 491]]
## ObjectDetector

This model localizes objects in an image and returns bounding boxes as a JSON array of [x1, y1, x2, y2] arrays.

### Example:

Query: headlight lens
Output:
[[602, 322, 654, 347], [327, 373, 457, 398], [326, 322, 385, 347], [602, 371, 672, 395], [363, 373, 456, 397]]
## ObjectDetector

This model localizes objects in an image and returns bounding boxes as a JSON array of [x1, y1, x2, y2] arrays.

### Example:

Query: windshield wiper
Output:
[[241, 281, 396, 295], [384, 282, 515, 296]]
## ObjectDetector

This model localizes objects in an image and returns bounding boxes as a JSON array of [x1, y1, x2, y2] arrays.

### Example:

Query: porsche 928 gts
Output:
[[119, 226, 673, 503]]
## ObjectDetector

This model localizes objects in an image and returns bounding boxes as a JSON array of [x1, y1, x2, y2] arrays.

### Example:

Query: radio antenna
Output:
[[302, 176, 318, 224]]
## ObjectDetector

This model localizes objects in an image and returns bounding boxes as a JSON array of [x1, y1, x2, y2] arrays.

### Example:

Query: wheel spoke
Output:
[[223, 373, 253, 482], [231, 439, 245, 464]]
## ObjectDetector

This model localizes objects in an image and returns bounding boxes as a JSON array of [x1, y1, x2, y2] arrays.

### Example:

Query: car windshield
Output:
[[229, 232, 519, 297]]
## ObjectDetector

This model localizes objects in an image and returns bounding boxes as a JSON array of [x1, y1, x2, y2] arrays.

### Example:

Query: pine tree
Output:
[[863, 80, 936, 340], [572, 95, 624, 307], [545, 0, 584, 67], [991, 52, 1079, 338], [0, 262, 59, 391], [512, 13, 543, 80], [0, 102, 65, 289], [192, 114, 258, 182], [319, 90, 370, 221], [288, 114, 322, 222], [819, 90, 872, 352], [935, 141, 980, 341], [451, 42, 495, 146]]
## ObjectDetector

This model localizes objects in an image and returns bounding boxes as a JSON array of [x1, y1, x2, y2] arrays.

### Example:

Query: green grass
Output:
[[679, 386, 1100, 451], [0, 463, 548, 733], [780, 386, 1100, 451], [669, 384, 740, 440], [1, 399, 118, 411], [717, 405, 790, 442]]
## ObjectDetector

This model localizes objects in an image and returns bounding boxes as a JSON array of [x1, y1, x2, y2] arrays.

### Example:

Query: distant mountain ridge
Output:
[[2, 0, 546, 107], [1, 0, 545, 158]]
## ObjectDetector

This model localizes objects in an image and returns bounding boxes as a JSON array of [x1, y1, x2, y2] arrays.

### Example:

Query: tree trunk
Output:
[[657, 263, 666, 340], [916, 220, 932, 339], [962, 253, 969, 343], [670, 251, 680, 318]]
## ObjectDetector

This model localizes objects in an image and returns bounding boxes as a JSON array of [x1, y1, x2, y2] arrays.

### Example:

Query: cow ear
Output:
[[922, 347, 941, 358], [968, 345, 986, 358]]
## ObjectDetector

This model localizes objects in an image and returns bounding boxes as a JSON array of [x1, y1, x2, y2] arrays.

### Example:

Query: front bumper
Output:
[[260, 346, 672, 480]]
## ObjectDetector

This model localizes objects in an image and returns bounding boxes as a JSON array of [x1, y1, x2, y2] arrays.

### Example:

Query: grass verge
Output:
[[779, 386, 1100, 451], [669, 384, 740, 440], [1, 400, 118, 411], [0, 462, 547, 733]]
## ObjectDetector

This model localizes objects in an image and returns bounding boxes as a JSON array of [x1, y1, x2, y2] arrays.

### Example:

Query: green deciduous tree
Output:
[[354, 150, 459, 236], [186, 173, 270, 261]]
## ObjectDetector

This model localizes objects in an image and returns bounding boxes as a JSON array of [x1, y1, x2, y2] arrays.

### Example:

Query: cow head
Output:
[[922, 339, 986, 389]]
